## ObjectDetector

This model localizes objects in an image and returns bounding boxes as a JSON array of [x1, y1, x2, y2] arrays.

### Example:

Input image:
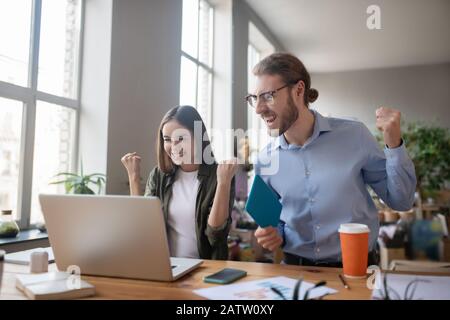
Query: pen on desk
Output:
[[270, 286, 287, 300], [338, 274, 350, 290]]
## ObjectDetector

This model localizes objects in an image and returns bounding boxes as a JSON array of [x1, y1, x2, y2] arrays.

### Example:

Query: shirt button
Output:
[[309, 198, 315, 203], [316, 248, 320, 253], [316, 225, 320, 230], [305, 170, 311, 177]]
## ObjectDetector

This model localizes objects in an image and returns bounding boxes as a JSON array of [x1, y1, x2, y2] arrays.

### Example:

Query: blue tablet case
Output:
[[245, 175, 282, 227]]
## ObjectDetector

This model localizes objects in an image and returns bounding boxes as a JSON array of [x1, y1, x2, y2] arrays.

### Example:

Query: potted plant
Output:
[[50, 163, 107, 194], [401, 122, 449, 201], [377, 121, 450, 201], [35, 164, 106, 233]]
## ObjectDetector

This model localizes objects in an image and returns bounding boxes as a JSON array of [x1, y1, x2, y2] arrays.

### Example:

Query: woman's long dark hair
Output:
[[156, 105, 215, 173]]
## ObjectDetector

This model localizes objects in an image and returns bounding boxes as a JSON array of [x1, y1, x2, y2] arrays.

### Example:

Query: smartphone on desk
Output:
[[203, 268, 247, 284]]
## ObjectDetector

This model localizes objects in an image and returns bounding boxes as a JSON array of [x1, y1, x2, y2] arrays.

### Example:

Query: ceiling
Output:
[[245, 0, 450, 72]]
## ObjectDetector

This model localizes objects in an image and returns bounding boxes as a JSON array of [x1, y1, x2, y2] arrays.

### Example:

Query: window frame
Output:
[[247, 42, 262, 154], [180, 0, 215, 130], [0, 0, 85, 229]]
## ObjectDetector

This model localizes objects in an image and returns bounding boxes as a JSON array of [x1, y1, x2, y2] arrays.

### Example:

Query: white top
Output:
[[167, 169, 200, 258], [338, 223, 370, 234]]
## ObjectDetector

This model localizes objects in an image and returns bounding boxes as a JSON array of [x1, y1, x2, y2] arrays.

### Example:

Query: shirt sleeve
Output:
[[277, 220, 286, 248], [360, 123, 417, 211], [204, 177, 235, 247], [144, 167, 158, 197]]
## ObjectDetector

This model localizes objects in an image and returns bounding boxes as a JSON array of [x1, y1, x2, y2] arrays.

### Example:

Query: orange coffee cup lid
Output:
[[338, 223, 370, 234]]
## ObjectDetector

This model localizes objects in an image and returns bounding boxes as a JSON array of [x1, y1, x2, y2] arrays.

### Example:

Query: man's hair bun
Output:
[[307, 88, 319, 103]]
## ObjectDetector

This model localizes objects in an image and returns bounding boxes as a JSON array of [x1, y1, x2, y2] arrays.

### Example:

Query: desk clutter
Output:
[[194, 276, 337, 300], [4, 247, 95, 300], [376, 188, 450, 269], [4, 247, 54, 265], [372, 272, 450, 300], [15, 272, 95, 300]]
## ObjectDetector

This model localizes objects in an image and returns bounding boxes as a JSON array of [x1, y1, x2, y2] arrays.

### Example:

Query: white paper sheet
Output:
[[193, 276, 337, 300], [372, 272, 450, 300]]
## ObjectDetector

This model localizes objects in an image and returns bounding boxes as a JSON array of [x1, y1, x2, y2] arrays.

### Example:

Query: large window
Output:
[[247, 23, 275, 159], [246, 23, 275, 190], [247, 43, 264, 159], [179, 0, 214, 130], [0, 0, 83, 228]]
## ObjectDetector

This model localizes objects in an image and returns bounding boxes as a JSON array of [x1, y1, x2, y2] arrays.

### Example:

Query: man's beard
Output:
[[267, 94, 299, 137]]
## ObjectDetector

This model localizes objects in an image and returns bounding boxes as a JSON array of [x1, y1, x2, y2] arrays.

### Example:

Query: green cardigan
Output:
[[144, 163, 234, 260]]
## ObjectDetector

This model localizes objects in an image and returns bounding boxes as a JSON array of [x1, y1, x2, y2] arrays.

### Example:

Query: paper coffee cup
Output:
[[338, 223, 370, 278]]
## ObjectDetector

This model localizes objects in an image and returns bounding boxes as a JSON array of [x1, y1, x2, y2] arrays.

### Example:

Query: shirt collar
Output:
[[272, 109, 332, 151], [167, 163, 213, 179]]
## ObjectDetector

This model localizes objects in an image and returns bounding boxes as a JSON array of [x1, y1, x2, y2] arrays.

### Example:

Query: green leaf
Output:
[[96, 178, 102, 194], [49, 180, 69, 185], [74, 185, 95, 194], [85, 173, 107, 179], [65, 181, 75, 193], [53, 172, 80, 177]]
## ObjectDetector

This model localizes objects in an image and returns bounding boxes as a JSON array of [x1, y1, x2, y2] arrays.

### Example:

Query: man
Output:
[[247, 53, 416, 266]]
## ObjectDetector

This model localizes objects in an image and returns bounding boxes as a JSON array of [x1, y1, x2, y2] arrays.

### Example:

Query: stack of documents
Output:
[[16, 272, 95, 300], [372, 272, 450, 300], [194, 276, 337, 300]]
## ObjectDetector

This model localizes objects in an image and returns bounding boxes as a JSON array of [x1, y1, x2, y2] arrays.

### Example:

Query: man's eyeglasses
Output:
[[245, 84, 290, 108]]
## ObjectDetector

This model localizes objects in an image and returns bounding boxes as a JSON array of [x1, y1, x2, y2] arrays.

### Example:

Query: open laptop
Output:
[[39, 194, 203, 281]]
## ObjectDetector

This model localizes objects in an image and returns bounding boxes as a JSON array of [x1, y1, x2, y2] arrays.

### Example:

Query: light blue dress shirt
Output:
[[254, 110, 416, 262]]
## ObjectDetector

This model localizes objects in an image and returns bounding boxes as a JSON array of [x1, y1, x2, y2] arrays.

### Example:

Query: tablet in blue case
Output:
[[245, 175, 282, 228]]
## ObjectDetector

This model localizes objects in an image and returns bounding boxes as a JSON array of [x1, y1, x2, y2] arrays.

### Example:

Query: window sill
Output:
[[0, 229, 48, 246]]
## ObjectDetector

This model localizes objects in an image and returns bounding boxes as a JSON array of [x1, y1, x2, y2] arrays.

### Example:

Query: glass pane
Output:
[[31, 101, 76, 224], [0, 98, 23, 220], [181, 0, 199, 58], [180, 56, 198, 107], [198, 0, 213, 67], [247, 44, 263, 157], [38, 0, 82, 98], [197, 66, 212, 130], [0, 0, 32, 86]]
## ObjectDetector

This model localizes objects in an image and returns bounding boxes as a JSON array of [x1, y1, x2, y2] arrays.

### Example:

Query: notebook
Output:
[[5, 247, 54, 265], [16, 272, 95, 300], [245, 174, 282, 227], [371, 272, 450, 300]]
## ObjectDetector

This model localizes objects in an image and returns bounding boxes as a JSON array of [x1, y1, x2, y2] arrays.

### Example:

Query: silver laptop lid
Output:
[[39, 194, 174, 281]]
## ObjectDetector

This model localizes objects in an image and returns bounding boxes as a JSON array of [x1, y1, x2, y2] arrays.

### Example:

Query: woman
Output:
[[121, 105, 237, 260]]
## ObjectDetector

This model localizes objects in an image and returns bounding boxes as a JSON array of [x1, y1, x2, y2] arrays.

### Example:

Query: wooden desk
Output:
[[1, 260, 374, 300]]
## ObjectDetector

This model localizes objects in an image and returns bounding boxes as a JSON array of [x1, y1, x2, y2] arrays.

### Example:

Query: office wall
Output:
[[77, 0, 288, 195], [311, 63, 450, 132], [79, 1, 448, 196], [105, 0, 182, 194], [209, 0, 233, 161], [79, 0, 112, 183]]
